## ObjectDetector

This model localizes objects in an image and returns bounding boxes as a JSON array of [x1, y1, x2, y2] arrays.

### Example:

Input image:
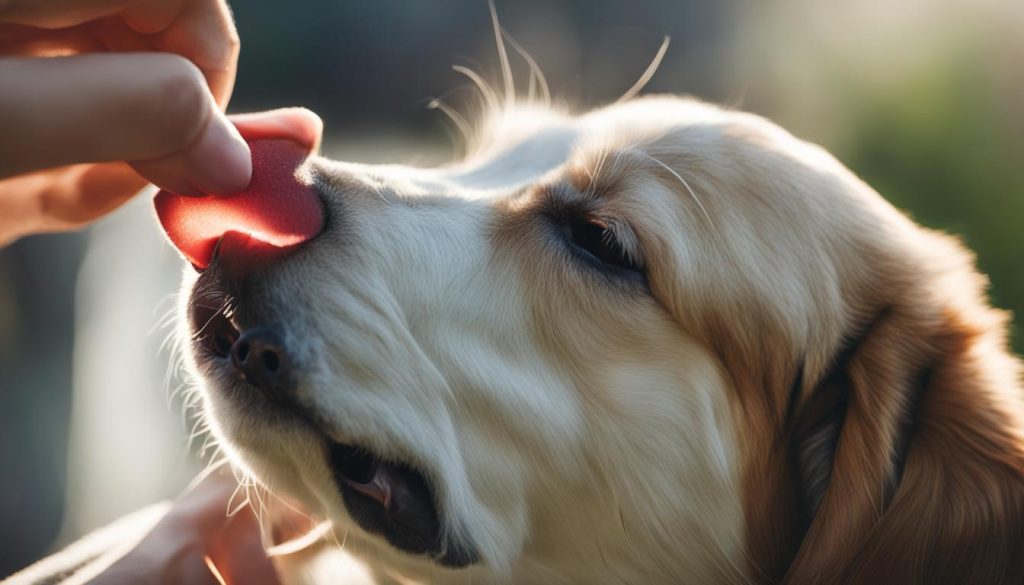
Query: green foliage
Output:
[[838, 56, 1024, 353]]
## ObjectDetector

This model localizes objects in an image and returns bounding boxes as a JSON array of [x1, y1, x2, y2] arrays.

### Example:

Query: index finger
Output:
[[0, 0, 133, 28], [139, 0, 240, 108], [0, 0, 179, 30], [0, 0, 239, 108]]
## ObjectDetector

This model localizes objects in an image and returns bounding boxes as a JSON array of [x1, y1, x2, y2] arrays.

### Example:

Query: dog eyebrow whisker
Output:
[[635, 150, 715, 229], [616, 36, 671, 104], [588, 142, 614, 191], [428, 98, 474, 152], [498, 25, 551, 105], [488, 0, 515, 109], [452, 65, 500, 118]]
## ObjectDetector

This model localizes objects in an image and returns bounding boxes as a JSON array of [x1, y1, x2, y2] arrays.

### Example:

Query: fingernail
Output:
[[188, 110, 253, 196]]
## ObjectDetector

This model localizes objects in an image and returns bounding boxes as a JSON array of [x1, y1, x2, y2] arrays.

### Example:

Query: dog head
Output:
[[164, 97, 1024, 583]]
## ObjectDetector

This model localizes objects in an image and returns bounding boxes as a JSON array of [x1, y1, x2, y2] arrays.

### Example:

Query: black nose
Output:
[[230, 326, 291, 395]]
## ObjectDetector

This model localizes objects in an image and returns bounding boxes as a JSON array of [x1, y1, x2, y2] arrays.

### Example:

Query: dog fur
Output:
[[171, 91, 1024, 585]]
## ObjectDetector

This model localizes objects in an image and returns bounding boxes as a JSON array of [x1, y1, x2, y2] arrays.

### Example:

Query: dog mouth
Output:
[[327, 442, 477, 567], [188, 280, 478, 568]]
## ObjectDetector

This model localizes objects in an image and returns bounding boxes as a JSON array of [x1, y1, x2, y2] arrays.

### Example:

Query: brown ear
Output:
[[783, 267, 1024, 583]]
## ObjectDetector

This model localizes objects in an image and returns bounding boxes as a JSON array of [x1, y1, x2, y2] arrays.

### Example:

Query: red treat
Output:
[[154, 137, 324, 269]]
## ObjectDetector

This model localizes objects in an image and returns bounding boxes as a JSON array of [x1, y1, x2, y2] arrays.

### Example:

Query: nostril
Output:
[[229, 326, 290, 395], [261, 350, 280, 372], [196, 307, 239, 358]]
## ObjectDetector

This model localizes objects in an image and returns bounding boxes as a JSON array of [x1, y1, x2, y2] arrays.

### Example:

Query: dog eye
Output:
[[556, 215, 643, 274]]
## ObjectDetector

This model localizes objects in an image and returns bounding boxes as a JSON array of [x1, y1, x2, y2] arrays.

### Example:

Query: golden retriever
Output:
[[156, 91, 1024, 585]]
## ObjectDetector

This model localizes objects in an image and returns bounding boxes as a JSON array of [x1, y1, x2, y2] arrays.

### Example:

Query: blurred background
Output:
[[2, 0, 1022, 576]]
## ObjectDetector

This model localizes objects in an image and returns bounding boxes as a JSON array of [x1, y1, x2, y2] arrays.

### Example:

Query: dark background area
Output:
[[2, 0, 1021, 576], [229, 1, 729, 135]]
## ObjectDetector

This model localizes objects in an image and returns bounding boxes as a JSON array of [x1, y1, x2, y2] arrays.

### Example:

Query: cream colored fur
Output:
[[177, 95, 891, 584]]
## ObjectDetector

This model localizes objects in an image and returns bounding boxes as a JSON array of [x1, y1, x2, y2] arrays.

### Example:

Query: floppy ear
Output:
[[783, 261, 1024, 584]]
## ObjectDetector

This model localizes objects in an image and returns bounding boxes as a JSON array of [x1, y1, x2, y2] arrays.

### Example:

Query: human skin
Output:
[[0, 2, 286, 582], [83, 470, 284, 585], [0, 0, 252, 245]]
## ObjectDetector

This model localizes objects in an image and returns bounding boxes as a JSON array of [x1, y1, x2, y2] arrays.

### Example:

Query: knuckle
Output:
[[225, 29, 241, 53], [210, 32, 241, 77]]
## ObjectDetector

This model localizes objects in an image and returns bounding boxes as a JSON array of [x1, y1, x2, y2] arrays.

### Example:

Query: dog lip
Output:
[[326, 440, 479, 567], [339, 460, 394, 510], [187, 261, 478, 568]]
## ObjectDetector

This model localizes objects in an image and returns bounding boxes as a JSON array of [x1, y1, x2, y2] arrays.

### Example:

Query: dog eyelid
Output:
[[555, 212, 645, 277]]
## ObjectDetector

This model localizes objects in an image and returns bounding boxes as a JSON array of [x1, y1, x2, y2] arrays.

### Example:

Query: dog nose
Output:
[[230, 326, 291, 395]]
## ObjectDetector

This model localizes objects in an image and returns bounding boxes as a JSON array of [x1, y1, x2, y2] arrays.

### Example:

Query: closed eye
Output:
[[553, 214, 645, 281]]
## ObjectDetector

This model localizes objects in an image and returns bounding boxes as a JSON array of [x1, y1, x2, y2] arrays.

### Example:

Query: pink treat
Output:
[[154, 137, 325, 269]]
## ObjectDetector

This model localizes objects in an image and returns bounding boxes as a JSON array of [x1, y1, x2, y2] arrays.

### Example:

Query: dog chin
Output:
[[201, 375, 482, 570]]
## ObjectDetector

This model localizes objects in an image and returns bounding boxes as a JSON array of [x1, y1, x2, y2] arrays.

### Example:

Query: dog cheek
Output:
[[446, 424, 533, 570]]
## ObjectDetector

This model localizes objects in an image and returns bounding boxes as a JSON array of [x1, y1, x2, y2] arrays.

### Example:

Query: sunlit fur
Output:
[[179, 93, 1024, 584]]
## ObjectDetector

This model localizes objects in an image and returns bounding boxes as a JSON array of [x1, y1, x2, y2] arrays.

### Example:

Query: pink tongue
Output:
[[154, 138, 324, 269]]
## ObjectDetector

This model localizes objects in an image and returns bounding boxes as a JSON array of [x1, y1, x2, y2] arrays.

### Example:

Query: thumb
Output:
[[0, 53, 251, 195]]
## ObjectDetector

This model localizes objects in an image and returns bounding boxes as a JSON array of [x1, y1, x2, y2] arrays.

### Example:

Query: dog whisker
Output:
[[488, 0, 514, 110], [635, 149, 714, 228], [616, 36, 671, 104], [498, 25, 550, 105], [155, 51, 1024, 583], [428, 98, 473, 154], [226, 482, 250, 518], [452, 65, 500, 121]]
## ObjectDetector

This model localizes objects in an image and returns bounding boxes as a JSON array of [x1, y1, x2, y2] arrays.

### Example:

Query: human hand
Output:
[[84, 469, 285, 585], [0, 0, 252, 246]]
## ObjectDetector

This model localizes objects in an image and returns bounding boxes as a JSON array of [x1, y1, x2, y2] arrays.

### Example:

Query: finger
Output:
[[145, 0, 240, 108], [169, 468, 246, 538], [0, 23, 105, 55], [163, 548, 225, 585], [0, 0, 129, 28], [90, 15, 158, 53], [0, 163, 145, 245], [138, 108, 326, 198], [210, 509, 283, 585], [86, 540, 222, 585], [166, 471, 282, 584], [1, 0, 237, 107], [0, 53, 251, 195], [0, 0, 183, 31]]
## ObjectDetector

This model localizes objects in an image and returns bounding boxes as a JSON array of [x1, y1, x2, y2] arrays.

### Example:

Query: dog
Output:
[[155, 86, 1024, 585]]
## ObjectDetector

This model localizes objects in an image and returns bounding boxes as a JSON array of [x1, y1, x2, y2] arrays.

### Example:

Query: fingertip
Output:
[[192, 114, 252, 196], [133, 111, 251, 197]]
